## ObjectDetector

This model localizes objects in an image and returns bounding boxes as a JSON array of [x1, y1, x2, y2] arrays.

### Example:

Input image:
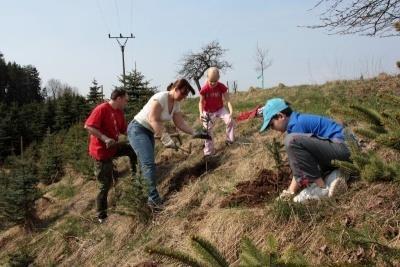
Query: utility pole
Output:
[[108, 33, 135, 88]]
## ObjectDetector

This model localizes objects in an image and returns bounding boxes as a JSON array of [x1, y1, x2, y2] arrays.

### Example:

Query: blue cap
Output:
[[259, 98, 288, 132]]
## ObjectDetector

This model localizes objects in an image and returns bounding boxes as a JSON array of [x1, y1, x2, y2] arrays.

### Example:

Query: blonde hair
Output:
[[207, 67, 220, 81]]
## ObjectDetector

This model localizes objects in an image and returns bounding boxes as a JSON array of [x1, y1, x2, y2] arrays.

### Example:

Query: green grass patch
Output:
[[57, 216, 90, 238], [52, 184, 76, 199]]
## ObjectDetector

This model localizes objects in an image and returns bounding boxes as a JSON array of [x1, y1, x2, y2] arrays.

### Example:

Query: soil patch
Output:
[[164, 156, 221, 198], [220, 168, 291, 208]]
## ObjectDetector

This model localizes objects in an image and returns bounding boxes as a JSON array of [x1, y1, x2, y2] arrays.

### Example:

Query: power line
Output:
[[114, 0, 122, 32], [96, 0, 111, 33], [130, 0, 134, 33]]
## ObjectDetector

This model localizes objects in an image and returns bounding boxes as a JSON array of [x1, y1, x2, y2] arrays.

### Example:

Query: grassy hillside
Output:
[[1, 75, 400, 266]]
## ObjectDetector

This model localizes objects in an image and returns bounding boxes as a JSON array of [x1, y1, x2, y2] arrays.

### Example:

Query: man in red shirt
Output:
[[84, 88, 137, 223], [199, 67, 235, 156]]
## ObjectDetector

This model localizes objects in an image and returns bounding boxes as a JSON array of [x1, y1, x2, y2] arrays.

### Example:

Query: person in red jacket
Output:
[[198, 67, 235, 156], [84, 88, 137, 223]]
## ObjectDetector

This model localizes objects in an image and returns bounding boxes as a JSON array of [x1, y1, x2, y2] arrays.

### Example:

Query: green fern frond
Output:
[[279, 245, 308, 267], [378, 93, 400, 105], [369, 125, 387, 134], [239, 236, 271, 267], [146, 246, 205, 267], [376, 133, 400, 151], [360, 156, 394, 182], [265, 234, 278, 255], [354, 128, 378, 139], [350, 105, 384, 126], [191, 235, 229, 267]]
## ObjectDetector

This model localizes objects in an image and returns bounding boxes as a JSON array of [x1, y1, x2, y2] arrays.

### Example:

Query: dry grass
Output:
[[1, 75, 400, 266]]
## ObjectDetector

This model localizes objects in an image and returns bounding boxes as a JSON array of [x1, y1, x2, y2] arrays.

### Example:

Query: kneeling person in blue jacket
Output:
[[260, 98, 350, 201]]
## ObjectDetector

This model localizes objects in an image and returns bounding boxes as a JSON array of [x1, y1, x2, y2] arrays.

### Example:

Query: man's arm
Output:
[[84, 124, 116, 148]]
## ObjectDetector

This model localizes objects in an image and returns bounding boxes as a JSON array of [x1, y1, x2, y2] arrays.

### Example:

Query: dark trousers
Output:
[[94, 144, 137, 218], [284, 133, 350, 184]]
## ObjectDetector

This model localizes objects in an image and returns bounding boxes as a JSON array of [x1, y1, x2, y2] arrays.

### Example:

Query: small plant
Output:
[[333, 137, 400, 182], [62, 124, 94, 179], [265, 138, 285, 178], [271, 199, 307, 223], [349, 103, 400, 151], [239, 235, 307, 267], [37, 131, 64, 184], [117, 174, 152, 223], [57, 216, 89, 238], [146, 235, 229, 267], [7, 248, 35, 267], [146, 234, 307, 267], [0, 159, 41, 230], [52, 184, 76, 199]]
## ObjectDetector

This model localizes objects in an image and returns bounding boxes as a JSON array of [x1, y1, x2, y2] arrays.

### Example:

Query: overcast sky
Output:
[[1, 0, 399, 97]]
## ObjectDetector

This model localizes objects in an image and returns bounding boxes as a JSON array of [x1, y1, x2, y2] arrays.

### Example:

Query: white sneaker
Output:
[[293, 184, 328, 203], [325, 169, 348, 197]]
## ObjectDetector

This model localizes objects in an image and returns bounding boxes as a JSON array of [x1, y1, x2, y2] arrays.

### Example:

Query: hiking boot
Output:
[[276, 189, 295, 201], [293, 184, 328, 203], [97, 214, 108, 224]]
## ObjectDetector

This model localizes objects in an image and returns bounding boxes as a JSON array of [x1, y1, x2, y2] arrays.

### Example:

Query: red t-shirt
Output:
[[85, 102, 127, 161], [200, 81, 228, 113]]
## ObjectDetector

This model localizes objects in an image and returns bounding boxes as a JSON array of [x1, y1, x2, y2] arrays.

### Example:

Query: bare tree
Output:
[[308, 0, 400, 37], [177, 41, 232, 91], [254, 44, 272, 89], [45, 79, 78, 99]]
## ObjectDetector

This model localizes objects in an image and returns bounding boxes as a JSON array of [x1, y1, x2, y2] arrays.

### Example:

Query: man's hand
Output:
[[193, 130, 212, 140], [103, 136, 116, 149], [160, 133, 179, 150]]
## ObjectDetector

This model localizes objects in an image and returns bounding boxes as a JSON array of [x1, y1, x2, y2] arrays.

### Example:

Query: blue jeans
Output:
[[127, 121, 161, 203]]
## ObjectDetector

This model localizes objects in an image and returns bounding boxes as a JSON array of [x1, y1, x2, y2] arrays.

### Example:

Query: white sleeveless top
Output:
[[134, 91, 181, 132]]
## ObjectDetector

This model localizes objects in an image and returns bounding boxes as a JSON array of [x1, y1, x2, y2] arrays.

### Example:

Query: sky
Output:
[[1, 0, 399, 97]]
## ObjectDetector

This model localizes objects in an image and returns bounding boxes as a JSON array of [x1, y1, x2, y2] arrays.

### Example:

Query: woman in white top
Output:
[[127, 79, 210, 208]]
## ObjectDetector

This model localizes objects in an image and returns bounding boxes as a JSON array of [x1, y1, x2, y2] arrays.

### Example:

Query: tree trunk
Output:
[[194, 78, 201, 92]]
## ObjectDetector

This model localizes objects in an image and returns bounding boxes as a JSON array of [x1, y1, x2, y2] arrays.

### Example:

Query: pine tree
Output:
[[265, 138, 285, 178], [37, 131, 64, 185], [333, 137, 400, 182], [146, 235, 227, 267], [86, 78, 104, 106], [348, 102, 400, 151], [118, 174, 152, 223], [0, 159, 41, 230], [115, 68, 157, 119]]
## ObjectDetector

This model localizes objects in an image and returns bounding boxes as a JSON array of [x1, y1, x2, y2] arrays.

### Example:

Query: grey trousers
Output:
[[284, 133, 350, 185]]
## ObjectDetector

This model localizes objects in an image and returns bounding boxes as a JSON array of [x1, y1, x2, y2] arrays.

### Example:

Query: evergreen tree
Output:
[[86, 78, 104, 106], [115, 68, 157, 120], [0, 159, 41, 230], [37, 131, 64, 185], [54, 90, 90, 131], [333, 137, 400, 183]]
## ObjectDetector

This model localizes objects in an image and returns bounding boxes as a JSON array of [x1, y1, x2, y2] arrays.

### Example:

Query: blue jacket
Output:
[[287, 112, 345, 142]]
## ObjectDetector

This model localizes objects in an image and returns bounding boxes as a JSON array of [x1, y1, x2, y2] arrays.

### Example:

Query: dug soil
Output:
[[220, 168, 291, 208]]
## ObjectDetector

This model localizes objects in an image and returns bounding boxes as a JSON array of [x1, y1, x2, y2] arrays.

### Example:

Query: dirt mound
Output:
[[220, 168, 291, 208]]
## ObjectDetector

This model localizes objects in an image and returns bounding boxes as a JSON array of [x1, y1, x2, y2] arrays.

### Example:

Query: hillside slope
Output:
[[1, 75, 400, 266]]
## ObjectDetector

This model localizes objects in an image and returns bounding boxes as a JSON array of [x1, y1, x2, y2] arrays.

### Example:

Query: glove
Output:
[[160, 133, 179, 149], [193, 130, 212, 140]]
